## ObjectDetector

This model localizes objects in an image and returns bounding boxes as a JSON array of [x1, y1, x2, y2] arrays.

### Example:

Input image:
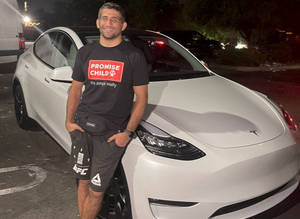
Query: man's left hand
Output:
[[107, 132, 131, 147]]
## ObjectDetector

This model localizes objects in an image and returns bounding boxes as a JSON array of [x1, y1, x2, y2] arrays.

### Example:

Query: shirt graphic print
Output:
[[88, 60, 124, 82]]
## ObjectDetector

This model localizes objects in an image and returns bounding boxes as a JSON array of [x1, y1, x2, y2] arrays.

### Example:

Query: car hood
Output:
[[146, 75, 284, 148]]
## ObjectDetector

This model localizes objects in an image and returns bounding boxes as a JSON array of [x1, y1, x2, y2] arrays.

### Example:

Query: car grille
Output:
[[210, 182, 289, 217]]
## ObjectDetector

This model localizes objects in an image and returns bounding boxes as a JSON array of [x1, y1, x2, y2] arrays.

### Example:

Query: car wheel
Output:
[[13, 84, 34, 129], [97, 164, 132, 219]]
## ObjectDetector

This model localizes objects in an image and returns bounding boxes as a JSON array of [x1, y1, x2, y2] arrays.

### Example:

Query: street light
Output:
[[23, 15, 31, 23]]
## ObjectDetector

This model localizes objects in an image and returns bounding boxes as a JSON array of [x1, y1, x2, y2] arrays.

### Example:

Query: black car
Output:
[[161, 30, 222, 60]]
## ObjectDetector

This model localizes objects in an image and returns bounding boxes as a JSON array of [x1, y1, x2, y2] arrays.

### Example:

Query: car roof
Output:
[[67, 26, 160, 38], [162, 30, 202, 35]]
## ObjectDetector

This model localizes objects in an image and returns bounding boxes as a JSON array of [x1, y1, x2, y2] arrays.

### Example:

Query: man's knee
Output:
[[78, 179, 90, 189], [79, 179, 90, 185]]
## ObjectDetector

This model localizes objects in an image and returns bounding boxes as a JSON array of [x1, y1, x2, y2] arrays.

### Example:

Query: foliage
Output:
[[126, 0, 183, 30], [26, 0, 300, 64], [28, 0, 300, 44], [180, 0, 300, 47], [126, 0, 156, 28]]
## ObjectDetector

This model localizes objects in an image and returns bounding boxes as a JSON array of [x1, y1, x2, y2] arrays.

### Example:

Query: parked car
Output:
[[161, 30, 222, 61], [13, 26, 299, 219], [0, 0, 24, 64]]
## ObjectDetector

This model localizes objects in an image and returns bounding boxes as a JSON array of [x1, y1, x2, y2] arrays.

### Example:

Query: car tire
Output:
[[97, 164, 133, 219], [13, 84, 34, 129]]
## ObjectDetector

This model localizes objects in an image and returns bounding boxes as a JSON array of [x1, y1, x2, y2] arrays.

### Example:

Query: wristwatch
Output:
[[123, 129, 134, 138]]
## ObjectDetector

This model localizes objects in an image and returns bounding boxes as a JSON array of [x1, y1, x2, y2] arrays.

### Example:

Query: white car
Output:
[[13, 27, 300, 219]]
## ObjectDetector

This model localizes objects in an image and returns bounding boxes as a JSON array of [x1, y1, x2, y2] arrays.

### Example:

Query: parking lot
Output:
[[0, 72, 78, 219], [0, 64, 299, 218]]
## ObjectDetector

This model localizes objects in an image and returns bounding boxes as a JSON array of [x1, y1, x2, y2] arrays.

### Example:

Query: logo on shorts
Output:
[[77, 152, 84, 165], [88, 60, 124, 82], [73, 164, 88, 175], [91, 173, 101, 187]]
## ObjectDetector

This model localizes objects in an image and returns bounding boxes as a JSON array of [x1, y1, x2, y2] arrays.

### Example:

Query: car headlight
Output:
[[136, 121, 206, 160]]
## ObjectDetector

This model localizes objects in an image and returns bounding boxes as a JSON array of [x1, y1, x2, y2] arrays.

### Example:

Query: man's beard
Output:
[[100, 28, 120, 40]]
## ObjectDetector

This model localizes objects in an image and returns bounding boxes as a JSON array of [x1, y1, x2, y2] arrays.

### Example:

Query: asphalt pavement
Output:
[[0, 72, 79, 219]]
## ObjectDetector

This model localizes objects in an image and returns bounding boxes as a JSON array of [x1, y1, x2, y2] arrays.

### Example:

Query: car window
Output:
[[52, 32, 77, 68], [34, 32, 57, 67], [140, 37, 193, 70], [81, 32, 210, 81], [129, 34, 209, 81], [34, 31, 77, 69]]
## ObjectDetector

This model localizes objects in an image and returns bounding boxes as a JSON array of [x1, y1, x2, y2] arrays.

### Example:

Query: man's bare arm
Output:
[[65, 80, 84, 132], [107, 84, 148, 146], [126, 85, 148, 131]]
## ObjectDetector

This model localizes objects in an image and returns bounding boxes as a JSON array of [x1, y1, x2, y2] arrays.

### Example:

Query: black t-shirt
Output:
[[72, 41, 149, 133]]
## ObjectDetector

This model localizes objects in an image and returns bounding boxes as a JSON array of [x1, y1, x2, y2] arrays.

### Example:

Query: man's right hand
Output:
[[65, 121, 84, 133]]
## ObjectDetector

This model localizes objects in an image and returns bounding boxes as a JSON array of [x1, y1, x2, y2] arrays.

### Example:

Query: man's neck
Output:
[[99, 36, 122, 47]]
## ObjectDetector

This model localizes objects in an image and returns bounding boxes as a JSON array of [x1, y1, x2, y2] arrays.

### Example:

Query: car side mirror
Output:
[[49, 66, 73, 82]]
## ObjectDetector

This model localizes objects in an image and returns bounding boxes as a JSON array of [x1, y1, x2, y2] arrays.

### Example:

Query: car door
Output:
[[31, 30, 78, 151], [26, 31, 58, 127], [45, 31, 78, 150]]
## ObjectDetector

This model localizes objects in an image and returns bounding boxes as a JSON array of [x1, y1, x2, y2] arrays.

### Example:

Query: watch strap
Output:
[[123, 129, 134, 138]]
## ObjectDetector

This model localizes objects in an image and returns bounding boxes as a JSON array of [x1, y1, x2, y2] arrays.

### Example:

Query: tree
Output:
[[178, 0, 300, 46]]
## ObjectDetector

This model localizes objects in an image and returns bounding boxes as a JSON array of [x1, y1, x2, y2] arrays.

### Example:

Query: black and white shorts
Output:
[[70, 130, 126, 192]]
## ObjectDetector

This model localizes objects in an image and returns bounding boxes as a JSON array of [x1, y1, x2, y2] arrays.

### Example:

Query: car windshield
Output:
[[77, 30, 211, 81]]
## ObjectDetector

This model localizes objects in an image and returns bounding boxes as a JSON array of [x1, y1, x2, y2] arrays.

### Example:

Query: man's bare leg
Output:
[[78, 180, 90, 217], [82, 188, 104, 219]]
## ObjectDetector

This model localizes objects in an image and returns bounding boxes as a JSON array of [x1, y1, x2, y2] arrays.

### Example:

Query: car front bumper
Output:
[[122, 133, 300, 219]]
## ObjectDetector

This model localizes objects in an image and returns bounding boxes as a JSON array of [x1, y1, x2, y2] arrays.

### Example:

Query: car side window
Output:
[[34, 32, 57, 67], [52, 32, 77, 68], [131, 36, 194, 73]]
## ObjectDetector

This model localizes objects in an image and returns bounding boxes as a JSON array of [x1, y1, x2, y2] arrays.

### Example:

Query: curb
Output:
[[249, 80, 300, 97], [210, 64, 300, 72]]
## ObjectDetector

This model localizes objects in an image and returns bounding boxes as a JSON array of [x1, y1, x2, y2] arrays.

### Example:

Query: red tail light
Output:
[[155, 40, 165, 46], [18, 32, 25, 50], [280, 104, 298, 130]]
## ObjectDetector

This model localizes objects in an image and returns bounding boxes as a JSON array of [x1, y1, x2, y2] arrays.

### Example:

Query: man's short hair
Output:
[[98, 2, 126, 22]]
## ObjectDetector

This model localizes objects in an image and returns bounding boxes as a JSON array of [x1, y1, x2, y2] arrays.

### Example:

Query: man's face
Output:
[[97, 8, 127, 40]]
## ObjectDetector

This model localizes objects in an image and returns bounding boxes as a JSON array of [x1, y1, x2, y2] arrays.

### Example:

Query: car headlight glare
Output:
[[136, 121, 206, 160]]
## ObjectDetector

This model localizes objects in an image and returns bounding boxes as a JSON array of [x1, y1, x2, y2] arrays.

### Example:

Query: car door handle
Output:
[[25, 64, 29, 69], [44, 77, 50, 83]]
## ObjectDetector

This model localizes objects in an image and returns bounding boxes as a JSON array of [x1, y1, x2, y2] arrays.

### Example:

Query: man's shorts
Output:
[[70, 130, 126, 192]]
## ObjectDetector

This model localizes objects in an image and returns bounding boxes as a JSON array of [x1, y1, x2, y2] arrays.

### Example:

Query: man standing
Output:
[[65, 2, 148, 219]]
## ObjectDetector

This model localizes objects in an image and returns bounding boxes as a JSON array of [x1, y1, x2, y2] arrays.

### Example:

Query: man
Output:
[[65, 2, 148, 219]]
